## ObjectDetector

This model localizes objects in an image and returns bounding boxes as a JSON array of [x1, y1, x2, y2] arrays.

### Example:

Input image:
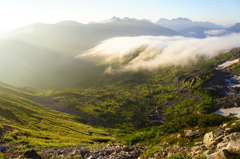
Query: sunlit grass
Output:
[[0, 83, 114, 151], [0, 49, 237, 153]]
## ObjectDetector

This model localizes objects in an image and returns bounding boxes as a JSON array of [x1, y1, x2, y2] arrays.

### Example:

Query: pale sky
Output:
[[0, 0, 240, 32]]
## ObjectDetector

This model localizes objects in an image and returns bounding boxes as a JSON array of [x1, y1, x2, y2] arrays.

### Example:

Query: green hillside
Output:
[[0, 20, 178, 89], [0, 82, 113, 151], [0, 48, 239, 158], [38, 49, 237, 130]]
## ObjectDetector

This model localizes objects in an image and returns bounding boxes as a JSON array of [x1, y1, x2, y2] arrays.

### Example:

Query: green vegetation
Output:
[[166, 153, 192, 159], [122, 114, 236, 158], [122, 114, 233, 146], [0, 82, 113, 151], [38, 50, 234, 130], [0, 49, 239, 157], [229, 62, 240, 74]]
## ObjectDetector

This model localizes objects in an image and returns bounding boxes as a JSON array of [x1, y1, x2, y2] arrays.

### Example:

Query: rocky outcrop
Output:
[[226, 141, 240, 155], [203, 127, 226, 150], [2, 125, 240, 158], [204, 128, 240, 159], [148, 125, 240, 159]]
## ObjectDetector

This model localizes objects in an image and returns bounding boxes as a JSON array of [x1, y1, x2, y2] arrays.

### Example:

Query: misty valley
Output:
[[0, 17, 240, 158]]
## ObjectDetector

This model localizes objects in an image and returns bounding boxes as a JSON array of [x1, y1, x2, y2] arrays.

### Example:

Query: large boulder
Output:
[[226, 141, 240, 155], [23, 149, 42, 159], [203, 132, 217, 150], [203, 128, 226, 150], [185, 129, 202, 138], [207, 150, 227, 159]]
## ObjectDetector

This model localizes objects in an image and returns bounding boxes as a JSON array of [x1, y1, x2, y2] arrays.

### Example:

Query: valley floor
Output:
[[1, 48, 240, 158]]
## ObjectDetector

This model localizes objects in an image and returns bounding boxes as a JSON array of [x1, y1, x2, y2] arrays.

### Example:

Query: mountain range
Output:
[[0, 16, 240, 158], [0, 17, 178, 88], [156, 17, 222, 30], [227, 22, 240, 33], [0, 17, 239, 89], [156, 17, 231, 38]]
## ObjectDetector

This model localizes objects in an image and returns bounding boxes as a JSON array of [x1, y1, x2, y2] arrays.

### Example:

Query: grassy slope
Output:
[[0, 83, 113, 151], [118, 50, 240, 157], [121, 113, 240, 158], [39, 50, 236, 130], [0, 49, 238, 155]]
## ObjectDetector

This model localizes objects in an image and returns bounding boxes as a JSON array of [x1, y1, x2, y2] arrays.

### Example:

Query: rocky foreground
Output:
[[2, 124, 240, 159], [3, 144, 145, 159], [151, 124, 240, 159]]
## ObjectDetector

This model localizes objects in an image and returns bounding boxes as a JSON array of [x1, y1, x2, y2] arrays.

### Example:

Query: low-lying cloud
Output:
[[77, 33, 240, 73], [204, 29, 227, 36]]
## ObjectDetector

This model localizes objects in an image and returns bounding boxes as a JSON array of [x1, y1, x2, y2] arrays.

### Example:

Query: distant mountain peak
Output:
[[174, 17, 192, 21], [103, 17, 152, 24], [158, 17, 191, 22], [110, 16, 121, 21], [234, 23, 240, 26], [56, 20, 83, 26], [156, 17, 222, 31], [227, 22, 240, 32]]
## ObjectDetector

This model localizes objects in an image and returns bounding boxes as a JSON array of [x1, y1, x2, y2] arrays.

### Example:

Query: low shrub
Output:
[[123, 114, 233, 145], [166, 153, 191, 159]]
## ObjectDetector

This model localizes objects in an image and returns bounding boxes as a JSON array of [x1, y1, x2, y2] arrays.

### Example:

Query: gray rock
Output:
[[213, 128, 225, 138], [185, 129, 202, 138], [87, 154, 103, 159]]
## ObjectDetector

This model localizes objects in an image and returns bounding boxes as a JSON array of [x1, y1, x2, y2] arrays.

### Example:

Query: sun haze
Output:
[[0, 0, 239, 32]]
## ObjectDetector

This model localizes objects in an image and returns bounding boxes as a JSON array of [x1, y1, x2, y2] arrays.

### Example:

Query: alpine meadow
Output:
[[0, 0, 240, 158]]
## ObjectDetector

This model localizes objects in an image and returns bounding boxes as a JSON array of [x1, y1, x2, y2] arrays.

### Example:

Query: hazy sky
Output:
[[0, 0, 240, 32]]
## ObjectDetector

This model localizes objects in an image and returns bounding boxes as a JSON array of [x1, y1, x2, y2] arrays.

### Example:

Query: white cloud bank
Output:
[[204, 29, 227, 36], [77, 33, 240, 73]]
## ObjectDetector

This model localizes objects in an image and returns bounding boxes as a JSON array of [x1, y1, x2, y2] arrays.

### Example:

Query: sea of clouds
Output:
[[77, 33, 240, 73]]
